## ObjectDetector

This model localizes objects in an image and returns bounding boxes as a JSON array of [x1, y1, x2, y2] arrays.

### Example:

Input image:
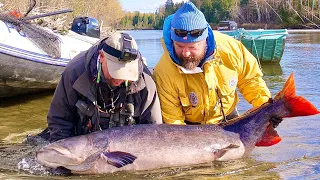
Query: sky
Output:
[[119, 0, 185, 13]]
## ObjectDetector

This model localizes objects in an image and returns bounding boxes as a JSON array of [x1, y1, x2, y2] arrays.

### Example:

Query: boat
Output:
[[218, 21, 288, 63], [0, 14, 100, 98]]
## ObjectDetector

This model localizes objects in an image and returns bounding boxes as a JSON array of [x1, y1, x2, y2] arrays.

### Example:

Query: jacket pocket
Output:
[[219, 82, 236, 96], [217, 67, 238, 96], [75, 100, 95, 116]]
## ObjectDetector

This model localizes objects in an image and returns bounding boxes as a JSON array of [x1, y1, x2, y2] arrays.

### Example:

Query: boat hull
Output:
[[240, 37, 286, 63], [0, 52, 64, 98], [220, 29, 288, 63], [0, 19, 98, 98]]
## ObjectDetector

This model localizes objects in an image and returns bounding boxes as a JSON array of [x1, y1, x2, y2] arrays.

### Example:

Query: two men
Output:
[[45, 2, 273, 142]]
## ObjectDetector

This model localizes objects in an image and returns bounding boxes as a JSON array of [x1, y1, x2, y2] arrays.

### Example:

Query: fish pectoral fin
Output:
[[102, 151, 137, 168], [225, 144, 240, 149], [213, 144, 239, 159]]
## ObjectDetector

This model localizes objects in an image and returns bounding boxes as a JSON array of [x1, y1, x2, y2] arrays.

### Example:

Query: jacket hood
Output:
[[163, 14, 216, 66]]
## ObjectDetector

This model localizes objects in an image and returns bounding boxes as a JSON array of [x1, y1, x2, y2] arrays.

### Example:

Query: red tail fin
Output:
[[256, 73, 319, 147], [275, 73, 320, 117]]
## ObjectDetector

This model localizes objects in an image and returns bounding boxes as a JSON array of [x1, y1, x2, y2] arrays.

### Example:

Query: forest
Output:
[[120, 0, 320, 29], [1, 0, 320, 30]]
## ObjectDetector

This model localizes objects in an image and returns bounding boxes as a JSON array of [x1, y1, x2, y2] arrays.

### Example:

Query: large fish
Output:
[[36, 73, 319, 174]]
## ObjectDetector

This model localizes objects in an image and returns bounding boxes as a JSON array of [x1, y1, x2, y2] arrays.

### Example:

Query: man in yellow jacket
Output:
[[153, 2, 271, 125]]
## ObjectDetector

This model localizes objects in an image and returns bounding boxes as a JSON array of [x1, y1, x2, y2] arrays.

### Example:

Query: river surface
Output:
[[0, 30, 319, 179]]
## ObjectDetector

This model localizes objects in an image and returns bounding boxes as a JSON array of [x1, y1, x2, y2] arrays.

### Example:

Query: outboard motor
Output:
[[71, 16, 100, 38], [217, 21, 238, 31]]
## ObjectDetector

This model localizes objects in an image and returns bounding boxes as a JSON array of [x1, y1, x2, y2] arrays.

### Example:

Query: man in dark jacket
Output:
[[46, 32, 162, 142]]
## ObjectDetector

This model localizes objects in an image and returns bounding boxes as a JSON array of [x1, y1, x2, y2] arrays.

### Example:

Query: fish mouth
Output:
[[36, 144, 86, 167]]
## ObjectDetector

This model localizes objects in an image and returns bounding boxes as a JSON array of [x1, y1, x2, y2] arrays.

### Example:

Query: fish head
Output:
[[36, 135, 100, 168]]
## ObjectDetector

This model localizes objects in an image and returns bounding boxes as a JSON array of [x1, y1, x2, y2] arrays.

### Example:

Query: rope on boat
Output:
[[252, 38, 262, 70], [238, 29, 262, 70]]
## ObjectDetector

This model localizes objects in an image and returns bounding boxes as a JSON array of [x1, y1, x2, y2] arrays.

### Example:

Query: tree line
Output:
[[118, 0, 320, 29], [1, 0, 320, 30]]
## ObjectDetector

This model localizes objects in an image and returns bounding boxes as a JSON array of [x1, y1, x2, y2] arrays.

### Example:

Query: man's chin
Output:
[[182, 63, 198, 70], [110, 80, 124, 86], [180, 57, 203, 70]]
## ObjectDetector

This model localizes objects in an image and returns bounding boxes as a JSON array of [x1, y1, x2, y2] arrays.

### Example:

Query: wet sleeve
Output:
[[236, 41, 271, 107], [140, 90, 162, 124], [139, 72, 162, 124], [47, 70, 78, 142]]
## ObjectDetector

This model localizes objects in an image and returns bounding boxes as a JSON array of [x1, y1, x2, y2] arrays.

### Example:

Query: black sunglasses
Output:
[[174, 27, 207, 38]]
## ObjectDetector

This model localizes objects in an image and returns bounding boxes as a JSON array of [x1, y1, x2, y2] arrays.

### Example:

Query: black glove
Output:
[[49, 166, 72, 176], [23, 128, 50, 146], [270, 116, 283, 128]]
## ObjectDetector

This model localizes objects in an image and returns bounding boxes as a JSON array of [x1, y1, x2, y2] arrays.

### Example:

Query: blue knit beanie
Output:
[[171, 2, 208, 43]]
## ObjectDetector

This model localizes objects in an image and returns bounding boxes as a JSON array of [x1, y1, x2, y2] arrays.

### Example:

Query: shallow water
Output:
[[0, 30, 319, 179]]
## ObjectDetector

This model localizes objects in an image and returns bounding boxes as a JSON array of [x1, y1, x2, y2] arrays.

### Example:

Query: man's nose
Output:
[[182, 48, 191, 57]]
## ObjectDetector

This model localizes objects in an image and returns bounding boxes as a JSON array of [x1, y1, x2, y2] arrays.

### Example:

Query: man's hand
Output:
[[270, 116, 283, 128]]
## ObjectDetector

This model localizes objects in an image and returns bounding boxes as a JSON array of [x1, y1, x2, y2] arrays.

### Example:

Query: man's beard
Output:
[[177, 51, 206, 70]]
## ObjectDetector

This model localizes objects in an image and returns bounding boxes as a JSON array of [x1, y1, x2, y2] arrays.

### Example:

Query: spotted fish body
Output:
[[36, 73, 319, 174]]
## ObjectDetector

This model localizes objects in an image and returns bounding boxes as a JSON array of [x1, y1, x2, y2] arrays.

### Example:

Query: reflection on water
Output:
[[261, 63, 283, 76], [0, 91, 52, 143], [0, 154, 281, 179], [0, 30, 320, 179], [261, 63, 286, 96], [282, 31, 320, 106], [287, 30, 320, 44]]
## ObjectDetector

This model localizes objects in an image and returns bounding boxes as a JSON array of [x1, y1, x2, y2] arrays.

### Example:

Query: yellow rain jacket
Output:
[[153, 31, 271, 125]]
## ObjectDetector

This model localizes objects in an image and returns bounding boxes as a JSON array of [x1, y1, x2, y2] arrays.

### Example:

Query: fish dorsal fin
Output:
[[243, 106, 261, 115], [219, 103, 269, 127], [102, 151, 137, 168], [274, 73, 296, 101]]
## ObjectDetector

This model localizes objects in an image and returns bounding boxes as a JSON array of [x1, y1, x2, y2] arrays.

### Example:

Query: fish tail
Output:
[[275, 73, 320, 117], [256, 73, 319, 147]]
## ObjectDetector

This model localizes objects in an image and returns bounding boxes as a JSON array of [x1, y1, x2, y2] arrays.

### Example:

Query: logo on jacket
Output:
[[189, 92, 198, 106], [229, 77, 237, 88]]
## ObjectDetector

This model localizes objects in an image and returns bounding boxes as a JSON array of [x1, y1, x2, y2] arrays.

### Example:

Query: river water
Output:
[[0, 30, 319, 179]]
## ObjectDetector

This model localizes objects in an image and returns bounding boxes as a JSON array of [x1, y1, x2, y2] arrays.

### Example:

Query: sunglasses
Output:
[[174, 27, 207, 38]]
